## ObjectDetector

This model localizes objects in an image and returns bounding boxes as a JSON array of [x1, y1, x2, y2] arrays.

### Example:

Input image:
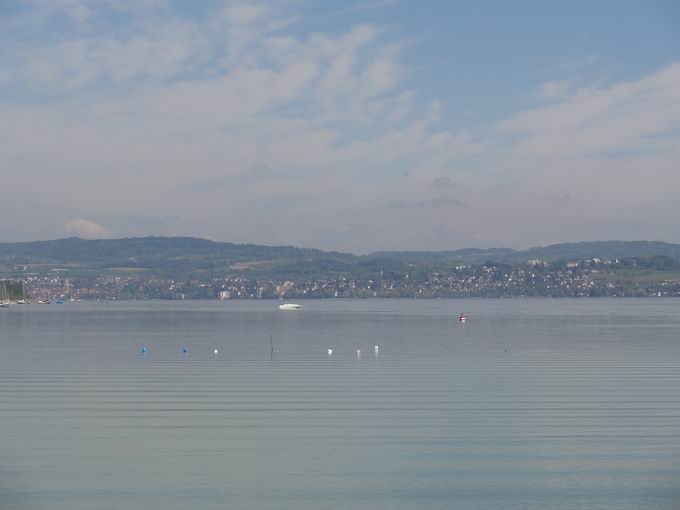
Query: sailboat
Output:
[[0, 281, 10, 308], [16, 287, 29, 304]]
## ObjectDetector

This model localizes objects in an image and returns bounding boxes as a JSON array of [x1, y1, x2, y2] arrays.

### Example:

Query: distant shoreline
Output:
[[3, 237, 680, 300], [10, 296, 680, 300]]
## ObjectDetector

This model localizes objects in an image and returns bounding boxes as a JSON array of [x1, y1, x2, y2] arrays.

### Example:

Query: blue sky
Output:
[[1, 0, 679, 252]]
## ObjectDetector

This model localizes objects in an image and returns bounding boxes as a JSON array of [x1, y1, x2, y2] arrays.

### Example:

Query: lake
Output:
[[1, 299, 679, 509]]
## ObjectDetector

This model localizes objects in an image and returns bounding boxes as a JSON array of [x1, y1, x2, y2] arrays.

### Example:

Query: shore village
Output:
[[7, 257, 680, 301]]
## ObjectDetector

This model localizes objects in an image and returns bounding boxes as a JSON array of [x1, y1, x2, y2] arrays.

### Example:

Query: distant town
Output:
[[6, 256, 680, 301], [3, 237, 680, 301]]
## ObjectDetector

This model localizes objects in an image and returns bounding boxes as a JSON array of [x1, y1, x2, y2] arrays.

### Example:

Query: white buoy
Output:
[[374, 345, 379, 354], [214, 348, 219, 355], [327, 349, 333, 355], [356, 349, 361, 357]]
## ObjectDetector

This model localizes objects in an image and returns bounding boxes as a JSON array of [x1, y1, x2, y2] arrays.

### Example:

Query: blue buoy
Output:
[[181, 346, 189, 353], [141, 346, 148, 354]]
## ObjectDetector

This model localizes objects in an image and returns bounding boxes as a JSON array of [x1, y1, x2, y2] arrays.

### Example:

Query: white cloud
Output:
[[0, 2, 679, 251], [64, 219, 110, 239], [498, 64, 680, 167]]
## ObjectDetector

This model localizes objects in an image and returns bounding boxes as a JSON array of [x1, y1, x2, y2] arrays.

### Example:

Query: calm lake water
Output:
[[1, 299, 679, 509]]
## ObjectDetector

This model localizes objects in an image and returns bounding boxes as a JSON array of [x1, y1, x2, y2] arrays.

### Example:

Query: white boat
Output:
[[278, 303, 302, 311]]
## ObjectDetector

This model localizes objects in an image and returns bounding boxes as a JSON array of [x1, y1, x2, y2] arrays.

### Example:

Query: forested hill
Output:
[[373, 241, 680, 264], [1, 237, 680, 279], [0, 236, 353, 277], [0, 236, 348, 262]]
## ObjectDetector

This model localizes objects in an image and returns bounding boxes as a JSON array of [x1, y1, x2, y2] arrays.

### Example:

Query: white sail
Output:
[[0, 281, 10, 307]]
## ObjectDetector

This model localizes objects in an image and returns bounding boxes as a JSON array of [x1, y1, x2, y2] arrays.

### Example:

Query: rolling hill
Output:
[[1, 237, 680, 279], [372, 241, 680, 264]]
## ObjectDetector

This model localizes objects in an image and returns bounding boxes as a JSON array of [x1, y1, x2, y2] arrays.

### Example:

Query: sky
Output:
[[1, 0, 679, 253]]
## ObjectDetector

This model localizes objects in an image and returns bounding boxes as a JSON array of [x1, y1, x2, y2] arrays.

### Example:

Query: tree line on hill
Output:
[[1, 237, 680, 291]]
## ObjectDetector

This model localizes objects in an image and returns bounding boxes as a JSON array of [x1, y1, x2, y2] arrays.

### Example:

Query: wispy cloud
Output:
[[0, 2, 679, 251], [499, 63, 680, 168], [431, 197, 466, 208], [537, 80, 571, 100]]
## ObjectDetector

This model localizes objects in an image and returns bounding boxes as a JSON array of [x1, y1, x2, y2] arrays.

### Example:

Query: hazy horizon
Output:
[[2, 234, 680, 258], [2, 1, 679, 252]]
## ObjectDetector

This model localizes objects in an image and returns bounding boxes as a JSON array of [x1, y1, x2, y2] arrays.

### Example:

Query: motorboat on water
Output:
[[278, 303, 302, 311]]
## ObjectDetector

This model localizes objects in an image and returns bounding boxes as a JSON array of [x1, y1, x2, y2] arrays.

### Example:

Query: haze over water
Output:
[[1, 299, 679, 509]]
